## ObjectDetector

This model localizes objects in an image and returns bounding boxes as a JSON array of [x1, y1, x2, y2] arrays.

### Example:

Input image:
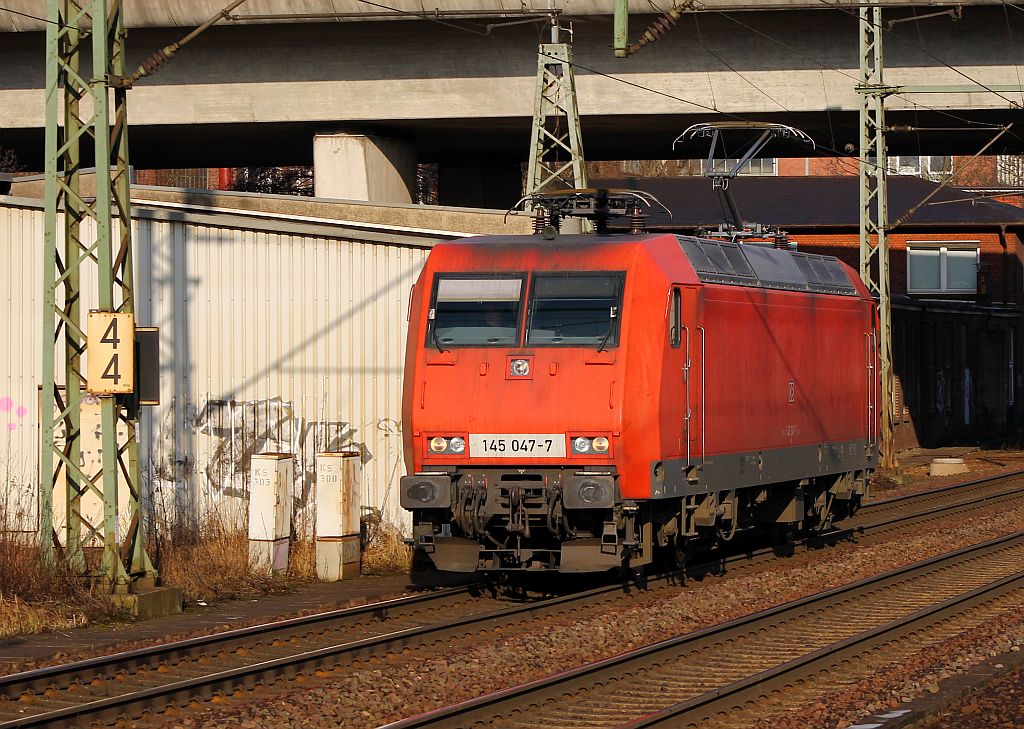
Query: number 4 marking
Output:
[[102, 354, 121, 384], [101, 317, 119, 346]]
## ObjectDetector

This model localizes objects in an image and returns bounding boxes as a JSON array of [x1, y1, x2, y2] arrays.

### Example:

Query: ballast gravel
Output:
[[918, 644, 1024, 729], [141, 490, 1024, 729]]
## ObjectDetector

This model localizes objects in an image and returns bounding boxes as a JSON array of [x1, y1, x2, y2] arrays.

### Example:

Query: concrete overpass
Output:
[[3, 1, 1024, 205]]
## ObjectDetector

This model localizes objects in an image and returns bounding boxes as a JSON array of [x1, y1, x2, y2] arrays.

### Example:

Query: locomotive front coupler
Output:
[[620, 500, 640, 549]]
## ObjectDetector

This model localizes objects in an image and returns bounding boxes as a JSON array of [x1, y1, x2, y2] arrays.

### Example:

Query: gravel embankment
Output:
[[918, 647, 1024, 729], [147, 486, 1024, 728], [744, 592, 1024, 729]]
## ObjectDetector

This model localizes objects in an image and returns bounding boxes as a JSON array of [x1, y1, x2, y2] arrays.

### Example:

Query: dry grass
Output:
[[0, 483, 412, 639], [361, 509, 412, 576], [0, 532, 115, 640], [154, 515, 297, 605], [288, 535, 317, 581]]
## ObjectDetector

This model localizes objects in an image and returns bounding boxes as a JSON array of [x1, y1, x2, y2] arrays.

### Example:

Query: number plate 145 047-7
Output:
[[469, 434, 566, 458]]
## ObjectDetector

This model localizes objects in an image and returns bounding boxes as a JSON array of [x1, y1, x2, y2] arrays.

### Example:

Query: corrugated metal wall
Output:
[[0, 203, 44, 530], [1, 197, 439, 533]]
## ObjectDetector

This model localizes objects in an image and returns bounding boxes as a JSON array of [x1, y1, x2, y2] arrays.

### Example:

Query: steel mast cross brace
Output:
[[526, 11, 587, 196], [41, 0, 156, 591]]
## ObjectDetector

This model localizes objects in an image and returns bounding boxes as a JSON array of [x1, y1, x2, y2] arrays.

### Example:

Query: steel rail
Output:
[[859, 468, 1024, 512], [383, 531, 1024, 728], [623, 569, 1024, 727], [0, 584, 487, 694], [2, 469, 1022, 727], [831, 469, 1024, 535], [0, 576, 661, 728]]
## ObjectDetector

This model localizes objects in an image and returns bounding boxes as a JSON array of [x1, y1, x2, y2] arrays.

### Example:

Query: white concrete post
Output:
[[248, 453, 292, 574], [315, 451, 362, 580], [313, 133, 415, 204]]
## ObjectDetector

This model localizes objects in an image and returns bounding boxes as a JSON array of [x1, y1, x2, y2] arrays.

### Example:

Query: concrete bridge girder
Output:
[[0, 1, 1010, 32], [2, 5, 1023, 175]]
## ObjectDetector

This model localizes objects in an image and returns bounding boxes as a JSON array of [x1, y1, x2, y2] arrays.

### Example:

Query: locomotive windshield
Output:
[[527, 273, 624, 347], [430, 276, 523, 346]]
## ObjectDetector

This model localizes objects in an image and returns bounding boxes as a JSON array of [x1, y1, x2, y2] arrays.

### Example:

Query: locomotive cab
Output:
[[401, 254, 640, 573]]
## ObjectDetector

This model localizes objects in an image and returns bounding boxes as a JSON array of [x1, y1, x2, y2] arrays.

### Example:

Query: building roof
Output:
[[592, 175, 1024, 229]]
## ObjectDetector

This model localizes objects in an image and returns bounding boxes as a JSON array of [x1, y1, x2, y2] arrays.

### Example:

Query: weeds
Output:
[[0, 531, 115, 640], [0, 475, 412, 639], [153, 513, 292, 605], [361, 508, 412, 576]]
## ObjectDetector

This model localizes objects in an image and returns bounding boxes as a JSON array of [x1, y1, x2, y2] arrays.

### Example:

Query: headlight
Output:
[[427, 435, 467, 455], [510, 358, 530, 377], [572, 435, 611, 455]]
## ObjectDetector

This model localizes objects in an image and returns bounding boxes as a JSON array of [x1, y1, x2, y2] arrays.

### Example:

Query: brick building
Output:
[[595, 174, 1024, 450]]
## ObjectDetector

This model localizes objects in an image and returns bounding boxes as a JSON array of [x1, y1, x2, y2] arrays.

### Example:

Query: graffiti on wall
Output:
[[189, 396, 368, 510], [0, 396, 28, 432], [2, 395, 35, 531]]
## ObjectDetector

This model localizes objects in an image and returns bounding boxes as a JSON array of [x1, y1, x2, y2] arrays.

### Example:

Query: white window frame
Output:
[[889, 155, 921, 175], [703, 157, 778, 177], [889, 155, 952, 180], [905, 241, 979, 294]]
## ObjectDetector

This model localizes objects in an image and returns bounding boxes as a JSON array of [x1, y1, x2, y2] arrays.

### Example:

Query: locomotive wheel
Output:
[[670, 535, 688, 570], [627, 564, 648, 589], [770, 523, 797, 545]]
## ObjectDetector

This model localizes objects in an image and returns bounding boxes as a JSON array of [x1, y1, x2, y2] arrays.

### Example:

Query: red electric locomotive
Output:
[[401, 192, 879, 573]]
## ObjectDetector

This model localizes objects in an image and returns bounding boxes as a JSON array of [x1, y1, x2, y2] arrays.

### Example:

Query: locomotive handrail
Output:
[[872, 331, 878, 448], [698, 325, 706, 469], [682, 324, 691, 467], [865, 331, 878, 447], [864, 333, 872, 445]]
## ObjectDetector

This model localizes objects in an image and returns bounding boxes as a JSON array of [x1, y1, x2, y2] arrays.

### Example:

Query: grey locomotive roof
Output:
[[448, 232, 857, 295], [678, 237, 858, 295]]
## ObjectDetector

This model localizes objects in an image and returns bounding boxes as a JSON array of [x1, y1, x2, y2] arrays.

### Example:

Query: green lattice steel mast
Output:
[[42, 0, 156, 591], [526, 13, 587, 195], [856, 1, 896, 470]]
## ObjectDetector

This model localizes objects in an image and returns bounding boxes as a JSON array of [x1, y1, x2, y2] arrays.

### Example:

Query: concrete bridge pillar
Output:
[[313, 133, 415, 204]]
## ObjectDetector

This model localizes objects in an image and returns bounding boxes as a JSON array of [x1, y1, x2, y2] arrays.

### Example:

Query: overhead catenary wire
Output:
[[112, 0, 252, 87], [689, 13, 790, 113], [708, 5, 1016, 137], [541, 40, 1021, 228], [1001, 1, 1024, 109], [890, 123, 1014, 229], [25, 0, 1009, 171], [815, 0, 1024, 109], [0, 5, 54, 24]]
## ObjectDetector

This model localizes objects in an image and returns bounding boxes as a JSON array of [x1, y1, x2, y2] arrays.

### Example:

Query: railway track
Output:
[[1, 470, 1022, 728], [385, 531, 1024, 728]]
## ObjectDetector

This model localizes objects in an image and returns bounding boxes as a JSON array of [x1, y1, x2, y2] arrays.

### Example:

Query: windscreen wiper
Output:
[[597, 306, 618, 353], [431, 322, 447, 353]]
